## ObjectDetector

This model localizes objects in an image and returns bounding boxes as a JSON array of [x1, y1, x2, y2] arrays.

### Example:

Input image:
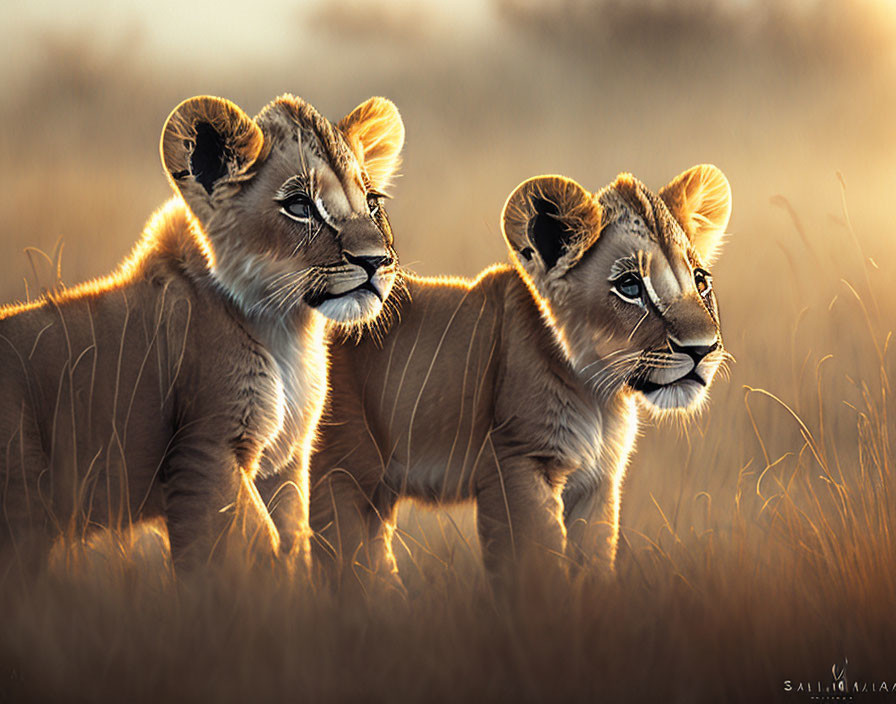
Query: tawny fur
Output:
[[0, 92, 404, 573], [301, 166, 733, 589]]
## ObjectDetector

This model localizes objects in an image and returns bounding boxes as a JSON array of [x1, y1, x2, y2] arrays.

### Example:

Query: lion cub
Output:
[[304, 166, 732, 587], [0, 93, 404, 572]]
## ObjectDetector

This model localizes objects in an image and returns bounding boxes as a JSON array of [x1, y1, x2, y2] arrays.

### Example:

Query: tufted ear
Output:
[[658, 164, 731, 265], [160, 96, 265, 221], [501, 175, 602, 288], [338, 97, 405, 193]]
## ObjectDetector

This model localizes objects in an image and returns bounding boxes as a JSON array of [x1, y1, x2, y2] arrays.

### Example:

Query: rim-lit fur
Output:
[[287, 165, 731, 589], [0, 93, 405, 574], [506, 168, 731, 415]]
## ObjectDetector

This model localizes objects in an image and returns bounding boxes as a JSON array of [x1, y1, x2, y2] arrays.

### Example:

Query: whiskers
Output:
[[704, 347, 735, 382], [330, 267, 408, 345], [639, 351, 687, 368], [581, 349, 640, 400], [248, 267, 327, 317], [579, 344, 725, 402]]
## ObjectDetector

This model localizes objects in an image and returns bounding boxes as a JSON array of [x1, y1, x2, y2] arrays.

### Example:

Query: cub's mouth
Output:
[[628, 369, 707, 396], [306, 260, 396, 324], [627, 351, 721, 411], [304, 280, 383, 308]]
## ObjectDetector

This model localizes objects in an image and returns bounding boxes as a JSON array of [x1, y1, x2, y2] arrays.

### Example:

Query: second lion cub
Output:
[[302, 166, 732, 588], [0, 93, 404, 573]]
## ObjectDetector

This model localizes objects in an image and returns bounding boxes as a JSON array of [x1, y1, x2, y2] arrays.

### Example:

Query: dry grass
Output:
[[1, 3, 895, 701]]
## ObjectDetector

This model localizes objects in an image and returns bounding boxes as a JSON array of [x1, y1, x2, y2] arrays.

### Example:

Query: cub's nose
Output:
[[669, 338, 719, 363], [344, 252, 393, 277]]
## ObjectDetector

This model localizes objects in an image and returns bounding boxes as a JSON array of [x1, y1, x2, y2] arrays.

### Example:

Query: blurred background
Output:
[[1, 0, 894, 565], [2, 3, 895, 701]]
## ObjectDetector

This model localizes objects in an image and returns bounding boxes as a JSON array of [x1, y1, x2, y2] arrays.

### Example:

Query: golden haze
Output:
[[0, 1, 894, 701]]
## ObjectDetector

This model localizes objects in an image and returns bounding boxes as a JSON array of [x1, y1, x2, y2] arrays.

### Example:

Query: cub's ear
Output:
[[658, 164, 731, 265], [160, 96, 264, 219], [501, 175, 601, 288], [338, 97, 405, 193]]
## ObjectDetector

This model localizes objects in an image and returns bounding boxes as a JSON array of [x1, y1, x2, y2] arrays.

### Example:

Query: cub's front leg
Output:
[[255, 455, 311, 567], [162, 423, 273, 572], [562, 468, 622, 574], [475, 455, 568, 588]]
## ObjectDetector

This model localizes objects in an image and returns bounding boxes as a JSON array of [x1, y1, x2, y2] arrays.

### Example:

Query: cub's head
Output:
[[502, 166, 732, 413], [160, 94, 404, 324]]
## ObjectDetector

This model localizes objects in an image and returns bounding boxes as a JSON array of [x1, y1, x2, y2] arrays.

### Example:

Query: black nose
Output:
[[344, 253, 393, 277], [669, 339, 718, 363]]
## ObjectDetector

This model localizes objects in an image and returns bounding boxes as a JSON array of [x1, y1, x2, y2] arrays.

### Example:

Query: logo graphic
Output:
[[784, 660, 896, 700]]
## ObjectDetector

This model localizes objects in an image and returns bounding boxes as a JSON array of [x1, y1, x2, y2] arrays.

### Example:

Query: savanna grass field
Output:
[[1, 1, 895, 701]]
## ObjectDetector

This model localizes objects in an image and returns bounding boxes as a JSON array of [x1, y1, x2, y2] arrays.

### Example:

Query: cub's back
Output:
[[0, 255, 221, 523], [317, 269, 511, 498]]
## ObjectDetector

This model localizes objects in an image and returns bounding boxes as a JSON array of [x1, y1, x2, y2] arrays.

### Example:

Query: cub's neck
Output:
[[499, 267, 629, 408]]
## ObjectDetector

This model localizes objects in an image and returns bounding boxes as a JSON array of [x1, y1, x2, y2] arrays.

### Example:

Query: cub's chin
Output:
[[314, 286, 384, 323], [638, 378, 707, 411], [630, 363, 719, 412]]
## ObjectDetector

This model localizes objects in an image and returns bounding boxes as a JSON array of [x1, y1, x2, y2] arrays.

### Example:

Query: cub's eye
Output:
[[367, 193, 381, 218], [612, 272, 643, 304], [694, 268, 712, 297], [281, 193, 316, 221]]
